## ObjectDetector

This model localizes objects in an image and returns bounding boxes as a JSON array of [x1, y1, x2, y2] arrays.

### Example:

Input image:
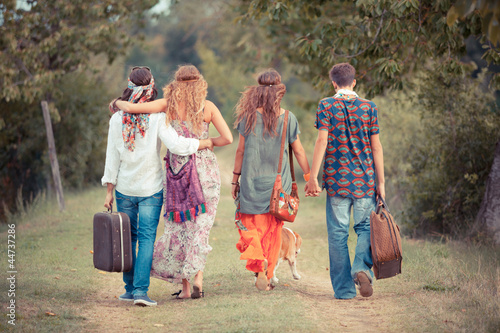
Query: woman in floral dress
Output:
[[116, 65, 233, 299]]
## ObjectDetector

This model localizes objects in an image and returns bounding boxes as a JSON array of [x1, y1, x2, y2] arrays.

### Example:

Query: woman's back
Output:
[[237, 111, 300, 214]]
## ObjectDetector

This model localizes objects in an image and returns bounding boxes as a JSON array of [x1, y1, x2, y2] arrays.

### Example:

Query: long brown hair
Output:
[[234, 68, 286, 137], [162, 65, 208, 135]]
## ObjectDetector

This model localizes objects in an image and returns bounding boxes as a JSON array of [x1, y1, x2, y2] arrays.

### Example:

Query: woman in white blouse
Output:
[[101, 67, 212, 307]]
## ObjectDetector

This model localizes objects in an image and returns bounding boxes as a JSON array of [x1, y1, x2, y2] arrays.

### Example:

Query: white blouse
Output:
[[101, 112, 199, 197]]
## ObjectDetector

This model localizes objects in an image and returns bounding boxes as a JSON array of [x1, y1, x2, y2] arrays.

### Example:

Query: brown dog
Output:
[[270, 227, 302, 286]]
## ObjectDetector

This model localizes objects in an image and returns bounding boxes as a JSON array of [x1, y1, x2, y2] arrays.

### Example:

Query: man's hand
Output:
[[376, 183, 386, 203], [305, 178, 322, 197]]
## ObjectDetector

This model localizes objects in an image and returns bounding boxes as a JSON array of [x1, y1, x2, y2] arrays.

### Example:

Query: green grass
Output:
[[0, 181, 499, 332]]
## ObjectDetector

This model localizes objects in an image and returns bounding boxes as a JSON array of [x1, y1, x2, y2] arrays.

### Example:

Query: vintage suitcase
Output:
[[370, 197, 402, 279], [93, 209, 133, 272]]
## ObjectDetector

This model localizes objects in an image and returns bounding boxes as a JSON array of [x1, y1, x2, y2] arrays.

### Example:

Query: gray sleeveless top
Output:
[[237, 111, 300, 214]]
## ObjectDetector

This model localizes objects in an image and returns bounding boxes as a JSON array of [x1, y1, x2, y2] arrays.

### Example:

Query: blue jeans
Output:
[[115, 190, 163, 297], [326, 195, 375, 299]]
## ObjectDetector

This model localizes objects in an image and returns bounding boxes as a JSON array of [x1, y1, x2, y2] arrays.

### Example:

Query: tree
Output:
[[0, 0, 159, 219], [0, 0, 159, 102], [447, 0, 500, 244], [234, 0, 499, 96]]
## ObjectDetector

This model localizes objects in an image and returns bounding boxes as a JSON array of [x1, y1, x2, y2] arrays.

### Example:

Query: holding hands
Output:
[[304, 178, 322, 197]]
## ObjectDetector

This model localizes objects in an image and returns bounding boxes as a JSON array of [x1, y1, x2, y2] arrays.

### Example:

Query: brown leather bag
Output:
[[370, 197, 402, 279], [269, 110, 299, 222]]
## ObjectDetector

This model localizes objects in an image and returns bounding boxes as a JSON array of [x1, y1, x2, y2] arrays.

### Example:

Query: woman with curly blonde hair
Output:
[[116, 64, 232, 299], [231, 69, 310, 291]]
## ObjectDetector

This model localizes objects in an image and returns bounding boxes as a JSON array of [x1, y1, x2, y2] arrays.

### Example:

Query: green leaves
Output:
[[447, 0, 500, 45], [234, 0, 499, 98], [0, 0, 159, 104]]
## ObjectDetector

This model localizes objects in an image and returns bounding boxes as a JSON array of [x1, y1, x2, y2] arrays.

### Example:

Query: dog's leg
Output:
[[289, 257, 301, 280], [270, 258, 282, 286]]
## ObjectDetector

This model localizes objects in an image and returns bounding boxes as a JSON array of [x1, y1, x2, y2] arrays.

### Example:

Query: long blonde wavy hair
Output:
[[162, 65, 208, 135], [234, 68, 286, 137]]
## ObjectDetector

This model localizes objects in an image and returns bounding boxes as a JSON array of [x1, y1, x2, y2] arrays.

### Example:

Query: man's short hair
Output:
[[329, 63, 355, 88]]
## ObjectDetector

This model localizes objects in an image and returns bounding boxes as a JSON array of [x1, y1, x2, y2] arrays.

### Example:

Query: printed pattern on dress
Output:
[[151, 121, 221, 284]]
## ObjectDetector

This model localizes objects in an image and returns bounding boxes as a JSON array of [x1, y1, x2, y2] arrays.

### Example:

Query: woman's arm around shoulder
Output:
[[115, 98, 167, 114], [205, 100, 233, 147]]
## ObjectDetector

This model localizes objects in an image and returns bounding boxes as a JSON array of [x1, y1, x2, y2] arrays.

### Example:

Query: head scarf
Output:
[[122, 76, 155, 151]]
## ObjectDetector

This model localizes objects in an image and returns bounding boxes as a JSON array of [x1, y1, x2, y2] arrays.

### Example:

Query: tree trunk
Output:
[[41, 101, 65, 211], [470, 138, 500, 245]]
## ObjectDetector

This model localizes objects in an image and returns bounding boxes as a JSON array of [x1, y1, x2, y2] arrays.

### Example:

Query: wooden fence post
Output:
[[41, 101, 65, 211]]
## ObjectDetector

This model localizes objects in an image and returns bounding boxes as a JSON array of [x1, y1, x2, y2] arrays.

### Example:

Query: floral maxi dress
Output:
[[151, 120, 220, 283]]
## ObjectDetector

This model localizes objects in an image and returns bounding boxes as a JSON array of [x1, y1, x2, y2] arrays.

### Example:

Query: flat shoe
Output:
[[355, 272, 373, 297], [191, 285, 204, 299]]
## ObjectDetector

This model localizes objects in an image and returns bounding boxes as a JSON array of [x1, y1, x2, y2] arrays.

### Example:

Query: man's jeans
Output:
[[326, 195, 375, 299], [115, 190, 163, 297]]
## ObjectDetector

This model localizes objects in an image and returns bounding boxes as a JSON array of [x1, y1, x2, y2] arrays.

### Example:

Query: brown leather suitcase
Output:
[[370, 197, 402, 279], [93, 209, 133, 272]]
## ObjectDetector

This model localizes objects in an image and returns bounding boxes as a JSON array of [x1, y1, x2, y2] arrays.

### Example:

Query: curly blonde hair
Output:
[[162, 65, 208, 135], [234, 68, 286, 137]]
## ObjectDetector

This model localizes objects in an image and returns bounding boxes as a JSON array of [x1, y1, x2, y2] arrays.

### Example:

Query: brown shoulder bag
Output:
[[269, 110, 299, 222]]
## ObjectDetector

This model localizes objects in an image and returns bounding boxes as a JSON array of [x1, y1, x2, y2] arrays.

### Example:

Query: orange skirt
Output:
[[236, 213, 283, 280]]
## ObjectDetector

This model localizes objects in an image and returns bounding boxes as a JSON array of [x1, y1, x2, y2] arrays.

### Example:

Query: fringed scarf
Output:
[[122, 76, 155, 151], [164, 153, 206, 222]]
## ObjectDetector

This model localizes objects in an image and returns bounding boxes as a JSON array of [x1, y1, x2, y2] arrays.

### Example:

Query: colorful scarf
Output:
[[122, 76, 155, 151]]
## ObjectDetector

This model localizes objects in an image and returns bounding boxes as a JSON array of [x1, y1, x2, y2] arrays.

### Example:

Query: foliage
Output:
[[0, 0, 158, 220], [447, 0, 500, 45], [0, 68, 115, 221], [0, 0, 159, 103], [124, 0, 320, 143], [404, 71, 500, 236], [234, 0, 499, 97]]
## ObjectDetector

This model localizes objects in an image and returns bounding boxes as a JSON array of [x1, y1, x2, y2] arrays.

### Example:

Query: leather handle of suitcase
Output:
[[117, 213, 125, 272], [376, 196, 390, 215]]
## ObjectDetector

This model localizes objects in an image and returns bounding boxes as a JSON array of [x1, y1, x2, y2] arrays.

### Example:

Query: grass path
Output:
[[1, 146, 498, 332]]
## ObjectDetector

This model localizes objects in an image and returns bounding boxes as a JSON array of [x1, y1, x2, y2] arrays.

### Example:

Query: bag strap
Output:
[[276, 110, 296, 182], [376, 196, 390, 214], [277, 110, 289, 174], [288, 142, 295, 182]]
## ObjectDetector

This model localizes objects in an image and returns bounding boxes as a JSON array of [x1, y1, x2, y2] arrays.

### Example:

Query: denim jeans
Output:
[[115, 190, 163, 297], [326, 195, 375, 299]]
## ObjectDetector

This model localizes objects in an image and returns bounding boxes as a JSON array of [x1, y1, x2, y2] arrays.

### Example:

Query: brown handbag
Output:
[[370, 197, 402, 279], [269, 110, 299, 222]]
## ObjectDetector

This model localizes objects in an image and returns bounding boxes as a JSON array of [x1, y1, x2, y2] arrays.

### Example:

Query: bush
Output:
[[0, 71, 112, 222], [403, 71, 500, 236]]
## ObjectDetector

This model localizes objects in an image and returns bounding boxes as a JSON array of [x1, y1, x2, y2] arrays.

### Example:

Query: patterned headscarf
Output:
[[122, 76, 155, 151]]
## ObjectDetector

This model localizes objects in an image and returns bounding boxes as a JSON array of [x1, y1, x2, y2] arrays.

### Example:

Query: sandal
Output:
[[255, 260, 268, 291], [191, 285, 204, 299], [171, 290, 189, 300]]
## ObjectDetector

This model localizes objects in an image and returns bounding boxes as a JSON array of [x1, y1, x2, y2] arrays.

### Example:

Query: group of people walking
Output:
[[102, 62, 384, 306]]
